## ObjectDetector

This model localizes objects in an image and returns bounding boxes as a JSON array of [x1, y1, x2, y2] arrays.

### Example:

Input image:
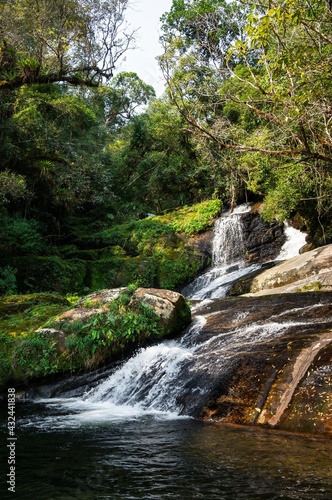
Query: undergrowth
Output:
[[0, 286, 163, 388]]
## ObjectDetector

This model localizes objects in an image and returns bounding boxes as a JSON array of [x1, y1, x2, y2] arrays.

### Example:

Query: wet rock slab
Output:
[[175, 292, 332, 434]]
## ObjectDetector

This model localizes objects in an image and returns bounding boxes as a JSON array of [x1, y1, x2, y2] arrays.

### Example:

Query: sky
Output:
[[115, 0, 174, 96]]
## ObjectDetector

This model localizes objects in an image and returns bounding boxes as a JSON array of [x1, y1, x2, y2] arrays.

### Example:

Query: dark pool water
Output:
[[1, 401, 332, 499]]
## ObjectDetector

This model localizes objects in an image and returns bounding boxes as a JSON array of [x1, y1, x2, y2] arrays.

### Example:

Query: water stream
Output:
[[2, 207, 330, 499], [182, 205, 306, 301]]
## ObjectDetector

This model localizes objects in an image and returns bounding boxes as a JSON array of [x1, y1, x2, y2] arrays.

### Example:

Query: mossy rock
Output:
[[98, 246, 127, 258], [0, 200, 220, 296], [0, 293, 71, 334], [86, 257, 126, 290], [0, 292, 69, 317], [158, 248, 210, 290], [0, 287, 191, 393]]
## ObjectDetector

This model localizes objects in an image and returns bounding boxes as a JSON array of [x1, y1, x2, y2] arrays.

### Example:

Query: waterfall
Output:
[[276, 221, 307, 261], [182, 204, 259, 300], [85, 341, 194, 413], [212, 206, 248, 266], [182, 206, 307, 301]]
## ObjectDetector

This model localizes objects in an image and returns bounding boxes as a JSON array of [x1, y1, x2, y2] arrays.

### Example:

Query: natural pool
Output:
[[1, 400, 332, 499]]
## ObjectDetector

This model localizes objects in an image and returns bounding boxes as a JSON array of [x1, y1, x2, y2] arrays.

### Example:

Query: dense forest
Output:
[[1, 0, 332, 297]]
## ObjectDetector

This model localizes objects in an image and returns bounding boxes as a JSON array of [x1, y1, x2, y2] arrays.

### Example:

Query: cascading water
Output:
[[212, 204, 249, 265], [31, 206, 311, 424], [25, 205, 305, 420], [182, 206, 307, 301], [276, 221, 307, 261], [85, 341, 194, 413], [33, 293, 332, 425], [181, 204, 259, 300]]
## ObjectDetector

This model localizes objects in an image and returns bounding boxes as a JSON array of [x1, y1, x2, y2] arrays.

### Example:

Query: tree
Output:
[[106, 98, 212, 213], [0, 82, 116, 229], [159, 0, 250, 206], [101, 72, 156, 130], [0, 0, 137, 227], [159, 0, 332, 225], [228, 0, 332, 227], [0, 0, 135, 89]]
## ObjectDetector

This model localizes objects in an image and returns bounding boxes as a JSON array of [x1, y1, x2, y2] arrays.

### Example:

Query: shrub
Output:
[[0, 216, 45, 257], [12, 332, 59, 378]]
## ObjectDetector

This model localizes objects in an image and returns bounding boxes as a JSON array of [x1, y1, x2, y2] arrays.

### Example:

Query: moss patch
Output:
[[0, 293, 70, 336], [0, 293, 72, 388]]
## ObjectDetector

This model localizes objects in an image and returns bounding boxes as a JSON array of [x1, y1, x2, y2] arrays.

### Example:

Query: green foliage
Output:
[[0, 0, 133, 88], [102, 72, 156, 130], [65, 294, 81, 305], [13, 332, 59, 378], [0, 255, 87, 294], [0, 267, 17, 295], [106, 99, 211, 213], [0, 287, 163, 387], [2, 84, 113, 217], [262, 183, 301, 222], [0, 292, 71, 385], [1, 0, 331, 295], [0, 334, 15, 384], [165, 199, 222, 235], [80, 300, 160, 348], [59, 298, 161, 372], [0, 216, 45, 257], [83, 200, 219, 291], [91, 199, 221, 251], [0, 170, 27, 205], [88, 256, 159, 291], [159, 0, 332, 232], [158, 248, 207, 290]]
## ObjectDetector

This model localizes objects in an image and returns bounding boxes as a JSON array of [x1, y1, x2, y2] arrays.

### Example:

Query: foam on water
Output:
[[276, 221, 307, 260]]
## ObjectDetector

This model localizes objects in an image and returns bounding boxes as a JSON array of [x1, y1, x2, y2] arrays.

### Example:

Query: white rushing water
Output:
[[276, 221, 307, 261], [182, 204, 257, 300], [85, 341, 193, 411], [212, 204, 251, 266]]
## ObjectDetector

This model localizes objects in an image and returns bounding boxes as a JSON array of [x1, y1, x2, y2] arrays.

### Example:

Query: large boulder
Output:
[[51, 287, 191, 337], [1, 288, 189, 390], [129, 287, 191, 335], [247, 244, 332, 295]]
